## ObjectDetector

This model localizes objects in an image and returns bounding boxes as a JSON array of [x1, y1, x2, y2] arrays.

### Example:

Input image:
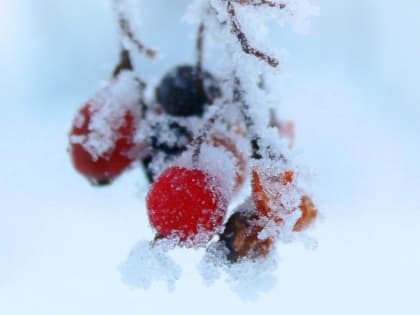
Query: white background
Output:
[[1, 1, 419, 314]]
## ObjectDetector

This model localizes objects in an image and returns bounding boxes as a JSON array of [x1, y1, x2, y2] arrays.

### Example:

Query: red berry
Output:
[[146, 166, 228, 245], [69, 100, 140, 185]]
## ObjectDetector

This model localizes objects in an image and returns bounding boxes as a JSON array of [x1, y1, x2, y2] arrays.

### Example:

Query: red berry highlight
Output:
[[146, 166, 227, 245]]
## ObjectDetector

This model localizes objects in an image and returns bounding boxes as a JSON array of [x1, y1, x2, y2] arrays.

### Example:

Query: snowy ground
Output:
[[1, 1, 419, 314]]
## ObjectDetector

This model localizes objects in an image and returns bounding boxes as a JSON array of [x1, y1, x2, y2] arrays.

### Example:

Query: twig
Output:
[[227, 1, 279, 68], [114, 0, 157, 58], [191, 100, 229, 164], [112, 48, 133, 78], [230, 0, 286, 9], [196, 22, 205, 72], [233, 77, 263, 159]]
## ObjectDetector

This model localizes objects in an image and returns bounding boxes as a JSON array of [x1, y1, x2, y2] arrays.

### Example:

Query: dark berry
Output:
[[155, 65, 221, 117], [142, 121, 192, 182]]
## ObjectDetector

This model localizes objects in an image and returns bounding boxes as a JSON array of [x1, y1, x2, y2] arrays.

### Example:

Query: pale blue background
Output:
[[1, 1, 419, 314]]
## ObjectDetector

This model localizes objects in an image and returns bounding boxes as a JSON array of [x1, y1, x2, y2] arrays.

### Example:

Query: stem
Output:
[[191, 101, 228, 164], [196, 22, 205, 73], [233, 77, 263, 160], [112, 48, 133, 78], [230, 0, 286, 9]]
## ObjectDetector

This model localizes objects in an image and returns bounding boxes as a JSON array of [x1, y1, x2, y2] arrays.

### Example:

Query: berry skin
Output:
[[146, 166, 227, 245], [155, 65, 221, 117], [69, 102, 140, 185]]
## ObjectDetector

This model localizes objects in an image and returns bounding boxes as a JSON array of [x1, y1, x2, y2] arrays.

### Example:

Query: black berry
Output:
[[142, 121, 192, 182], [155, 65, 221, 117]]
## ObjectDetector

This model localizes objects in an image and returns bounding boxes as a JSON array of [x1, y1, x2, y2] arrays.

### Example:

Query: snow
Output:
[[200, 240, 279, 300], [1, 0, 420, 314], [119, 239, 181, 291]]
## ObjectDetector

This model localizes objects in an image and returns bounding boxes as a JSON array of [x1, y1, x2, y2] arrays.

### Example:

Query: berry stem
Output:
[[234, 76, 288, 162], [233, 77, 263, 160], [196, 22, 205, 74], [191, 100, 229, 164], [112, 48, 133, 78]]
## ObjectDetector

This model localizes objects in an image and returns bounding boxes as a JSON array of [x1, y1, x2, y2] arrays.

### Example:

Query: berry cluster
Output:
[[68, 0, 318, 267]]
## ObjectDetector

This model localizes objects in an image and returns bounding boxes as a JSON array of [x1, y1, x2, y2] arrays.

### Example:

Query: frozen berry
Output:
[[69, 83, 142, 185], [218, 202, 272, 262], [155, 65, 221, 117], [252, 168, 293, 219], [252, 167, 317, 231], [142, 121, 192, 182], [146, 166, 228, 245]]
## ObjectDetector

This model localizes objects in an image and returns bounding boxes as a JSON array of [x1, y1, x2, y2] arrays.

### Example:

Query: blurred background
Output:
[[1, 0, 419, 314]]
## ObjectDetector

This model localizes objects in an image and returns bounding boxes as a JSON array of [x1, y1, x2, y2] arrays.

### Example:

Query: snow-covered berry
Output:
[[146, 166, 228, 245], [69, 73, 143, 185], [252, 167, 317, 231], [155, 65, 221, 117], [218, 198, 273, 262], [142, 121, 192, 182]]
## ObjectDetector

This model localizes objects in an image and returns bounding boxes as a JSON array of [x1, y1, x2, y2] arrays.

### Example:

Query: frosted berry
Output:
[[252, 168, 317, 231], [146, 166, 227, 245], [219, 204, 272, 262], [142, 121, 192, 182], [155, 65, 221, 117], [69, 101, 140, 185]]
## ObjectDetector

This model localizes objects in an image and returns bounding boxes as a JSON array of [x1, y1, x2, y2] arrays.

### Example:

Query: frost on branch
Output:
[[67, 0, 320, 296]]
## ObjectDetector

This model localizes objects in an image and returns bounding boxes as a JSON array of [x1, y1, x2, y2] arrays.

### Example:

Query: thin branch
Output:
[[227, 1, 280, 68], [191, 100, 229, 164], [118, 14, 157, 58], [114, 0, 156, 58], [233, 77, 263, 159], [230, 0, 286, 9], [196, 22, 205, 72]]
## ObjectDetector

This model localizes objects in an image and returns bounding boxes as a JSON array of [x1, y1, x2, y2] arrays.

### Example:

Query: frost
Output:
[[281, 0, 320, 34], [119, 239, 181, 291], [106, 0, 320, 297], [199, 243, 278, 300], [175, 143, 239, 199]]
